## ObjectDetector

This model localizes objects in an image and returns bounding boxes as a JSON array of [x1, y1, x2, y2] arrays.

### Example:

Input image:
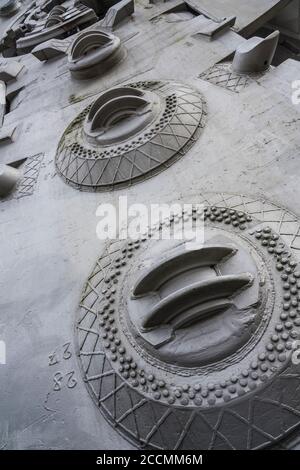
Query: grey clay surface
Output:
[[0, 0, 300, 451]]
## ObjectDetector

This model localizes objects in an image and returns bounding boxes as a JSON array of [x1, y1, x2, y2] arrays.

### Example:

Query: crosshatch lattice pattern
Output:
[[16, 153, 44, 198], [199, 64, 264, 93], [55, 81, 207, 191], [200, 193, 300, 254], [0, 153, 44, 203], [76, 193, 300, 449]]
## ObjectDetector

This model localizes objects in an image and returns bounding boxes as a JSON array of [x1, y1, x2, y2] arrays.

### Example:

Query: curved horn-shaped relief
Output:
[[68, 30, 125, 79], [87, 87, 144, 122], [84, 87, 157, 145], [141, 274, 253, 330], [232, 30, 280, 74], [45, 5, 66, 28], [133, 245, 236, 297], [129, 240, 258, 364]]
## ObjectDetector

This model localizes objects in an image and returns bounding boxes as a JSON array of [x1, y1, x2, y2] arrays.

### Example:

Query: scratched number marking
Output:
[[63, 342, 72, 360], [48, 342, 72, 366], [53, 371, 77, 391], [53, 372, 64, 391], [66, 371, 77, 389], [49, 342, 77, 391]]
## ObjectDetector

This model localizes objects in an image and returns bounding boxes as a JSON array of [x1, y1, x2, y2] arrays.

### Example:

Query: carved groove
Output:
[[91, 96, 149, 132], [171, 299, 233, 330], [84, 86, 155, 145], [68, 30, 125, 80], [70, 31, 112, 60], [133, 245, 236, 297], [142, 274, 253, 329]]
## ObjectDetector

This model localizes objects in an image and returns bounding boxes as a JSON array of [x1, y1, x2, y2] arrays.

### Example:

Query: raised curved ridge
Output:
[[142, 274, 253, 329], [45, 6, 66, 28], [70, 31, 112, 60], [88, 87, 144, 122], [91, 95, 149, 131], [171, 299, 233, 331], [133, 245, 236, 297]]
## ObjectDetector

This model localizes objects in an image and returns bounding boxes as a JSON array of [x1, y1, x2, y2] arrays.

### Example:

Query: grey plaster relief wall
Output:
[[0, 0, 300, 452]]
